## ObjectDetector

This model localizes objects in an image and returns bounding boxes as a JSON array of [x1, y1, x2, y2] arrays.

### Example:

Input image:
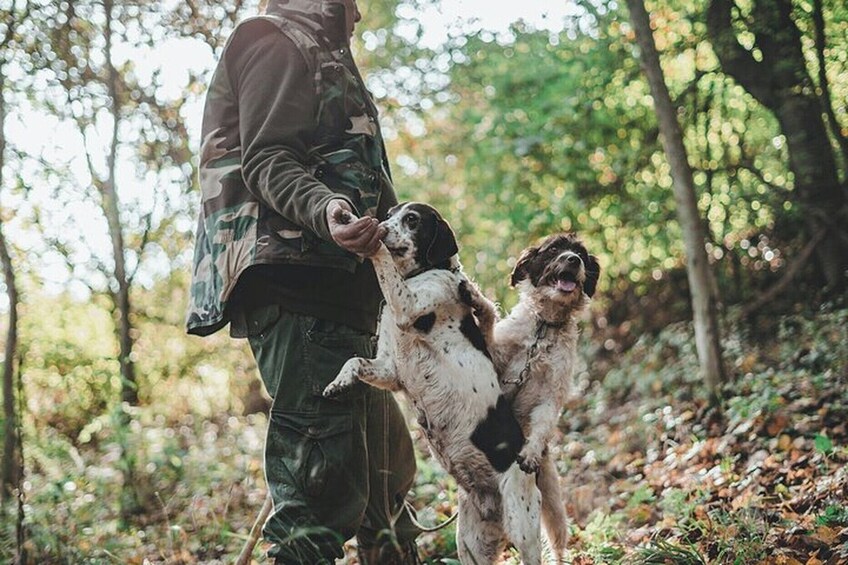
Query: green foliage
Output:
[[816, 504, 848, 527], [383, 0, 848, 310], [15, 409, 266, 561], [627, 485, 657, 509], [633, 538, 707, 565], [814, 433, 833, 455], [19, 295, 119, 438], [580, 511, 627, 561]]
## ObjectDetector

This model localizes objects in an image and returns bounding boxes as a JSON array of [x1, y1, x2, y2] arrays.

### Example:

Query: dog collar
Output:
[[502, 316, 561, 388], [404, 261, 461, 280]]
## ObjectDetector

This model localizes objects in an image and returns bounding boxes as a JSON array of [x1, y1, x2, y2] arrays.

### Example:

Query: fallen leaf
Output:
[[779, 434, 793, 450]]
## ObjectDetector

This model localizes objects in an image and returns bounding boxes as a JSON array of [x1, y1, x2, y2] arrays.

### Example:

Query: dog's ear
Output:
[[510, 246, 540, 286], [385, 202, 404, 219], [426, 216, 459, 266], [583, 254, 600, 298]]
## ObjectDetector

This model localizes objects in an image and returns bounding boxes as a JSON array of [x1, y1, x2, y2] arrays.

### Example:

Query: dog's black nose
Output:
[[566, 255, 581, 266]]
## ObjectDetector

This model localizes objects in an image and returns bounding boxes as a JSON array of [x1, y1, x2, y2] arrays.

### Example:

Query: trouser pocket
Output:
[[271, 411, 356, 500], [304, 318, 374, 399]]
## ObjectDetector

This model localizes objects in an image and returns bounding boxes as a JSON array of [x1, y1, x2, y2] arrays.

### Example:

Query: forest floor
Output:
[[406, 306, 848, 564], [2, 306, 847, 564]]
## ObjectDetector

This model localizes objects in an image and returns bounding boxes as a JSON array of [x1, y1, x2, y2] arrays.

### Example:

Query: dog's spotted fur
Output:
[[323, 203, 543, 565], [476, 233, 600, 563]]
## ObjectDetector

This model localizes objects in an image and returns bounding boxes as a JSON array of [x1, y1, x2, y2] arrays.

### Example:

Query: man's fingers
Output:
[[334, 218, 377, 243], [361, 226, 384, 257], [345, 224, 379, 249], [326, 199, 384, 256], [333, 219, 382, 255]]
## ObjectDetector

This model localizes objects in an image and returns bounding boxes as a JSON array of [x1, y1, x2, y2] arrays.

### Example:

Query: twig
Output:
[[740, 228, 827, 318], [235, 494, 273, 565], [155, 491, 176, 562]]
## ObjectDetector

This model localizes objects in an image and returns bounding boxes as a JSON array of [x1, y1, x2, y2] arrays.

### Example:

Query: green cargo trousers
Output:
[[243, 305, 420, 564]]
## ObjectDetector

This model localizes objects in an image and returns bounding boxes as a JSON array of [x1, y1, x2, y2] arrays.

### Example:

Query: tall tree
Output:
[[102, 0, 137, 408], [707, 0, 848, 292], [0, 0, 29, 505], [0, 217, 20, 504], [625, 0, 726, 399]]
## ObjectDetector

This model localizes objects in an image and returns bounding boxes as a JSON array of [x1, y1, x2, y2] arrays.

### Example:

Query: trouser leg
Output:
[[357, 389, 421, 565], [243, 306, 419, 563]]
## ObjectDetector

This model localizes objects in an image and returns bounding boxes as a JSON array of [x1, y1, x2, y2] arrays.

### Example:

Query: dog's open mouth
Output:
[[551, 275, 578, 293]]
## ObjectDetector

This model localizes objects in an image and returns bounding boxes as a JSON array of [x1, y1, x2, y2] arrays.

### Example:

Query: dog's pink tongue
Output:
[[556, 280, 577, 292]]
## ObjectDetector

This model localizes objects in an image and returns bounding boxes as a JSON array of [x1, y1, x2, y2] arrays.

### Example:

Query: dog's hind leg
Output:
[[517, 402, 559, 474], [538, 453, 569, 563], [456, 490, 503, 565], [500, 467, 542, 565]]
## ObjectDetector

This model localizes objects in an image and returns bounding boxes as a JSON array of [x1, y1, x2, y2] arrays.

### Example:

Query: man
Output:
[[185, 0, 420, 562]]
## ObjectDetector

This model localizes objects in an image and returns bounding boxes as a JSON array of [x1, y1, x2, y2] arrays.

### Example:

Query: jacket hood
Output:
[[266, 0, 350, 46]]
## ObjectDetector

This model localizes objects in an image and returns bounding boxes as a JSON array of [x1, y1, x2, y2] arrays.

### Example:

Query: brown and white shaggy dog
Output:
[[476, 233, 599, 562]]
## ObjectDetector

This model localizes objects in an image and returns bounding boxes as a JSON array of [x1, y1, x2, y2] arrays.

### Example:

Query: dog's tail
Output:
[[538, 454, 569, 562]]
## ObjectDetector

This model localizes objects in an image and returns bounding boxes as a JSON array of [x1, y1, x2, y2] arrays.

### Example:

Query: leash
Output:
[[404, 498, 459, 533], [390, 397, 459, 534], [501, 316, 565, 388]]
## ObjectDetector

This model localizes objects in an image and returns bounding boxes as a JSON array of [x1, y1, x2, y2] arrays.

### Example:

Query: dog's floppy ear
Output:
[[510, 246, 540, 287], [583, 254, 600, 298], [426, 216, 459, 266]]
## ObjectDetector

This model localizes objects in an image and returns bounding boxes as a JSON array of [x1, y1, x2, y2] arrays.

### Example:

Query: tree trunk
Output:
[[0, 62, 21, 503], [102, 0, 137, 407], [101, 0, 141, 522], [626, 0, 726, 400], [707, 0, 848, 291], [0, 226, 19, 503]]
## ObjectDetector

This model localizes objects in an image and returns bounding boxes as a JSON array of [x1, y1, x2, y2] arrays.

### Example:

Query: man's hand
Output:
[[326, 199, 385, 257]]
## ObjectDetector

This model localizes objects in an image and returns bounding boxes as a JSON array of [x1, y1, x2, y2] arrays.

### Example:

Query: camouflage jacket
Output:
[[186, 0, 396, 336]]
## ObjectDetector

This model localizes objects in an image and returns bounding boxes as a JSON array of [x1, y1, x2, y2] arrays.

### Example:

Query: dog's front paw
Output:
[[458, 280, 487, 315], [322, 359, 361, 398], [517, 447, 542, 474], [458, 279, 474, 306]]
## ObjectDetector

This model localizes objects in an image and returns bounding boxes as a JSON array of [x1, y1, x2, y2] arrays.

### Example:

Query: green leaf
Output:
[[814, 434, 833, 455]]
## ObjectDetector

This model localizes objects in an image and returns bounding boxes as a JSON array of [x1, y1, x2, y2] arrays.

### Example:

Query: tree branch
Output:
[[740, 227, 826, 317], [126, 211, 153, 286]]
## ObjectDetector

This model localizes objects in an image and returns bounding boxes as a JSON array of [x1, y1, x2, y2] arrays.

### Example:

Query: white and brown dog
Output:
[[323, 202, 543, 565], [476, 233, 599, 562]]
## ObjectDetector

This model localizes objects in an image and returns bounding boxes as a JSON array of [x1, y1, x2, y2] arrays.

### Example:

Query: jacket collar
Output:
[[266, 0, 349, 47]]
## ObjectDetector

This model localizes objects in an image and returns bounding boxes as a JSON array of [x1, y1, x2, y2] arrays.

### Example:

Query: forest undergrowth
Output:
[[1, 305, 846, 564]]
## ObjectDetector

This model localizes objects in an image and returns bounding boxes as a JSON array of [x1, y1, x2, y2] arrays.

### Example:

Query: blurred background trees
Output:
[[1, 0, 846, 561]]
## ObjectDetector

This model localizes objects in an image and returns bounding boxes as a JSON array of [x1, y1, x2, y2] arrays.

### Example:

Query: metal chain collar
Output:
[[502, 317, 563, 388]]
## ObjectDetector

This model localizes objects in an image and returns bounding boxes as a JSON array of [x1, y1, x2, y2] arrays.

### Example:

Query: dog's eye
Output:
[[403, 213, 419, 229]]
